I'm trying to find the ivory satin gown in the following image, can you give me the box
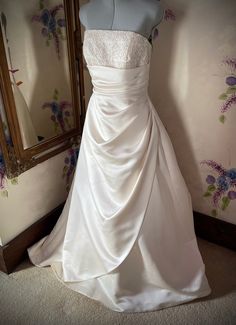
[27,30,211,312]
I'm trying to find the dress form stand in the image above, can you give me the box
[79,0,165,42]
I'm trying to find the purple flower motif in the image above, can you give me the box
[201,159,236,213]
[41,9,51,27]
[228,191,236,200]
[68,148,74,156]
[42,93,72,134]
[0,151,7,190]
[64,156,69,164]
[220,94,236,113]
[164,9,176,21]
[0,171,6,189]
[212,188,224,207]
[70,155,76,166]
[50,4,64,16]
[231,179,236,189]
[50,101,58,114]
[200,159,227,176]
[216,175,231,191]
[32,3,65,59]
[206,175,215,184]
[62,145,80,191]
[219,58,236,122]
[41,27,49,37]
[57,18,66,27]
[226,76,236,86]
[48,17,56,32]
[226,168,236,180]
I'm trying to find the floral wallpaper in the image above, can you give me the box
[151,8,176,41]
[0,147,7,195]
[201,160,236,217]
[218,58,236,124]
[148,0,236,225]
[164,8,176,21]
[63,143,80,192]
[199,56,236,216]
[42,88,72,134]
[199,56,236,218]
[153,3,236,220]
[0,142,18,198]
[31,0,66,60]
[206,24,235,221]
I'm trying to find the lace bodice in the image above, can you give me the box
[83,30,152,69]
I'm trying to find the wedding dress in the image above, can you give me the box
[27,30,211,313]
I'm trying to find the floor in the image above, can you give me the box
[1,238,236,325]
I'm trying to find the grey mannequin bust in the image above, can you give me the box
[79,0,165,42]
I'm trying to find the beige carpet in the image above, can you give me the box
[1,238,236,325]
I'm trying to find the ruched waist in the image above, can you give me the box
[87,63,150,96]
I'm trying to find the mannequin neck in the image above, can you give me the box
[80,0,164,41]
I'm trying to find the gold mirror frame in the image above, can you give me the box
[0,0,85,178]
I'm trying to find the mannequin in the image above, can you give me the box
[79,0,165,42]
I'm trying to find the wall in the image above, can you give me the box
[149,0,236,224]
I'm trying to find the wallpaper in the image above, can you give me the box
[149,0,236,224]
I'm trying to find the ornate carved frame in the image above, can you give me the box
[0,0,85,178]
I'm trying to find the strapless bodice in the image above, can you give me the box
[83,29,152,69]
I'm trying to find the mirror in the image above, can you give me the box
[0,0,85,177]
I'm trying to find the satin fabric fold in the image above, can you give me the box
[28,63,160,282]
[62,63,160,281]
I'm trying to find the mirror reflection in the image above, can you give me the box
[0,0,75,149]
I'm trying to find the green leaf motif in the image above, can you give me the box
[218,93,228,100]
[219,115,226,124]
[10,177,18,185]
[203,191,212,197]
[1,190,8,198]
[211,209,217,217]
[226,86,236,94]
[221,196,230,211]
[207,184,216,192]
